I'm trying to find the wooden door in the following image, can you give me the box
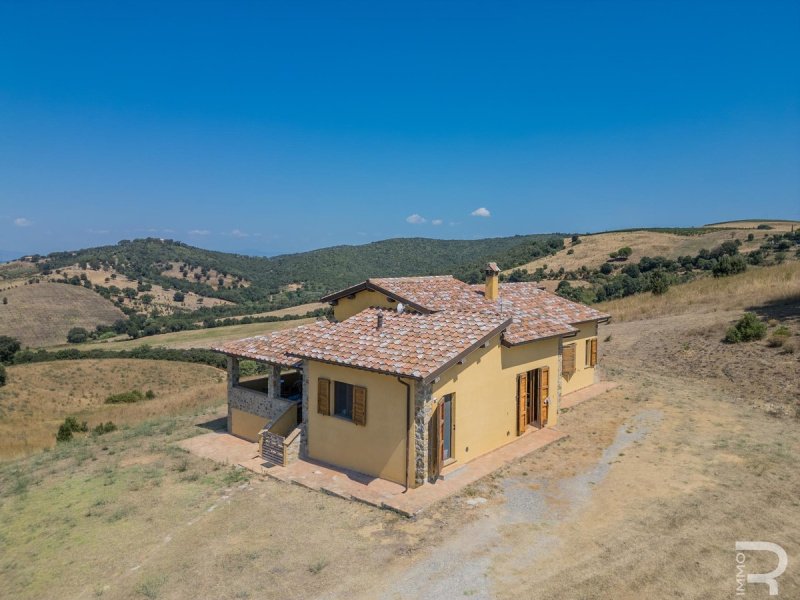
[517,372,528,435]
[538,366,550,426]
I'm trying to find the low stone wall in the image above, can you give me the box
[228,386,294,428]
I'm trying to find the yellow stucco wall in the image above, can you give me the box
[561,321,599,394]
[230,408,268,442]
[430,334,561,468]
[306,361,411,485]
[332,290,398,321]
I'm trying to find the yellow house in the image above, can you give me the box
[214,263,609,489]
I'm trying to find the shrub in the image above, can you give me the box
[649,270,671,296]
[56,416,88,442]
[105,390,145,404]
[66,327,90,344]
[600,263,614,275]
[2,297,6,305]
[145,389,156,399]
[756,224,773,230]
[0,335,21,363]
[0,364,6,387]
[725,313,767,343]
[712,254,747,278]
[173,291,185,302]
[747,233,755,241]
[93,421,117,435]
[566,248,574,255]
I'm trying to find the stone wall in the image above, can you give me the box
[413,381,433,486]
[229,386,295,426]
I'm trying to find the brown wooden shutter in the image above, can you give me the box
[563,344,576,376]
[428,402,442,481]
[590,338,598,366]
[317,378,330,415]
[353,386,367,426]
[539,366,550,425]
[517,372,528,435]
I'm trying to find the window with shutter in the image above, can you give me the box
[353,386,367,426]
[563,344,576,376]
[317,378,330,415]
[590,338,598,367]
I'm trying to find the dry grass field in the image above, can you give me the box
[0,359,225,458]
[707,219,799,230]
[510,226,784,275]
[0,263,797,599]
[49,317,317,351]
[0,283,125,347]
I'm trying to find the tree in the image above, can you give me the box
[173,291,185,302]
[2,297,6,305]
[0,364,6,387]
[618,247,633,260]
[66,327,89,344]
[600,263,614,275]
[649,270,670,296]
[140,294,154,305]
[0,336,21,363]
[713,255,747,278]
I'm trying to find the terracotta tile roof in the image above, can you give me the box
[289,308,511,381]
[368,276,496,313]
[212,321,331,368]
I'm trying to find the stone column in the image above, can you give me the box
[268,364,281,398]
[299,360,310,458]
[226,356,240,432]
[414,381,433,486]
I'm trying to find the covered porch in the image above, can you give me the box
[225,355,305,462]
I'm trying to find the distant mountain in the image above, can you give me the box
[29,234,567,306]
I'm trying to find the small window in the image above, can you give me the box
[334,382,354,420]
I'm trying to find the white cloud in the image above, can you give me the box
[14,217,32,227]
[431,219,443,226]
[470,207,491,218]
[189,229,210,235]
[406,214,426,224]
[231,229,249,238]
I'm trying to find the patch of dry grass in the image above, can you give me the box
[509,228,771,275]
[0,359,225,458]
[597,262,800,322]
[0,283,124,347]
[48,317,317,351]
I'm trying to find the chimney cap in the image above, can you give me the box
[485,262,500,274]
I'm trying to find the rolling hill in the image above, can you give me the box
[0,283,125,347]
[28,234,567,304]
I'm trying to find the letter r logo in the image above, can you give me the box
[735,541,789,596]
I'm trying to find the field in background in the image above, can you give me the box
[509,226,776,275]
[706,219,799,230]
[597,261,800,322]
[0,283,125,347]
[48,317,317,351]
[0,359,226,458]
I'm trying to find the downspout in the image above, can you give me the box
[397,376,411,493]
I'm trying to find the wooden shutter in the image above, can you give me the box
[563,344,576,376]
[353,386,367,426]
[538,366,550,425]
[428,402,442,481]
[517,372,528,435]
[317,378,330,415]
[590,338,598,367]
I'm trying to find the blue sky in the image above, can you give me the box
[1,1,798,259]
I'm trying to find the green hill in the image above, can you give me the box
[31,234,566,305]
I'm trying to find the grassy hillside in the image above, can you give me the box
[49,317,316,352]
[31,234,566,304]
[0,283,125,347]
[0,359,226,458]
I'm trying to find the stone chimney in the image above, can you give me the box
[377,312,384,329]
[485,262,500,300]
